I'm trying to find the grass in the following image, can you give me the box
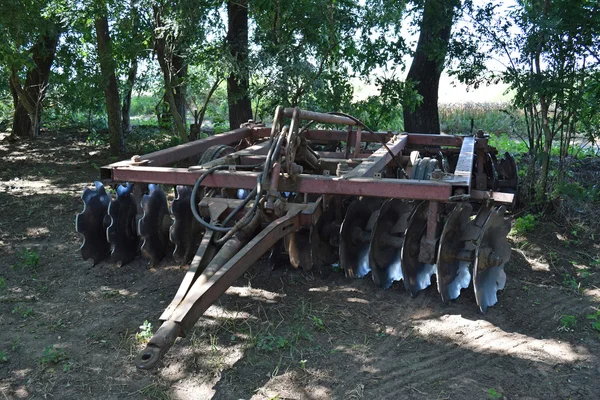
[0,276,7,291]
[587,310,600,332]
[39,346,68,367]
[487,388,503,399]
[0,351,7,363]
[136,320,153,344]
[138,382,171,400]
[12,304,34,318]
[512,214,538,235]
[559,315,577,330]
[12,248,40,270]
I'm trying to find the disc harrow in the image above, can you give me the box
[75,107,517,369]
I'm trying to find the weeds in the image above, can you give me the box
[487,388,502,399]
[136,320,153,344]
[12,304,34,318]
[512,214,538,235]
[559,315,577,330]
[562,274,582,293]
[586,310,600,332]
[0,351,7,363]
[39,346,68,366]
[11,337,21,351]
[12,248,40,270]
[138,382,171,400]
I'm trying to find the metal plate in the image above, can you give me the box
[170,185,203,265]
[339,197,383,278]
[139,184,171,267]
[436,203,473,302]
[75,181,111,264]
[473,206,511,313]
[106,182,139,266]
[401,201,439,296]
[369,199,413,289]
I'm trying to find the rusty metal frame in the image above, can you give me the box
[97,110,520,370]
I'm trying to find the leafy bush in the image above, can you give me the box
[39,346,68,366]
[512,214,538,235]
[559,315,577,329]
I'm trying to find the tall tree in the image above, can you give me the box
[95,2,124,153]
[0,1,62,140]
[226,0,252,129]
[9,27,61,139]
[403,0,460,133]
[152,2,190,142]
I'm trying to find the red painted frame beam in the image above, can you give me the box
[109,166,454,201]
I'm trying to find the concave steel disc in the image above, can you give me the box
[138,184,171,267]
[169,185,203,265]
[339,197,383,278]
[401,201,440,297]
[106,182,139,266]
[75,181,111,265]
[473,206,512,313]
[369,199,414,289]
[436,203,473,303]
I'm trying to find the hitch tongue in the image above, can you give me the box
[135,320,182,370]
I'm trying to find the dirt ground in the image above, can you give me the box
[1,130,599,400]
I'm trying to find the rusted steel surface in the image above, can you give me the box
[453,136,475,190]
[405,133,464,147]
[173,211,304,328]
[105,127,252,170]
[470,189,515,205]
[343,135,407,178]
[283,108,357,126]
[111,166,454,201]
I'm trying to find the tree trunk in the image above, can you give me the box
[227,0,252,129]
[403,0,459,134]
[152,5,188,142]
[95,10,124,153]
[10,29,60,139]
[121,60,137,134]
[172,54,187,126]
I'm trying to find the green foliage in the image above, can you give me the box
[488,134,528,157]
[0,351,7,363]
[12,305,34,319]
[39,346,67,366]
[13,248,40,270]
[562,274,581,292]
[439,103,524,135]
[0,277,7,291]
[512,214,538,235]
[559,315,577,330]
[487,388,502,399]
[552,182,600,203]
[586,311,600,332]
[136,320,153,344]
[311,316,325,330]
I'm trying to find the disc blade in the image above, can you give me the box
[75,181,111,264]
[436,203,473,302]
[401,201,438,297]
[107,182,139,266]
[474,206,511,313]
[170,185,203,265]
[139,184,170,267]
[369,199,413,289]
[339,198,383,278]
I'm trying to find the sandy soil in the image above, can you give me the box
[0,130,599,400]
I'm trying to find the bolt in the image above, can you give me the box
[431,168,443,180]
[336,161,349,176]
